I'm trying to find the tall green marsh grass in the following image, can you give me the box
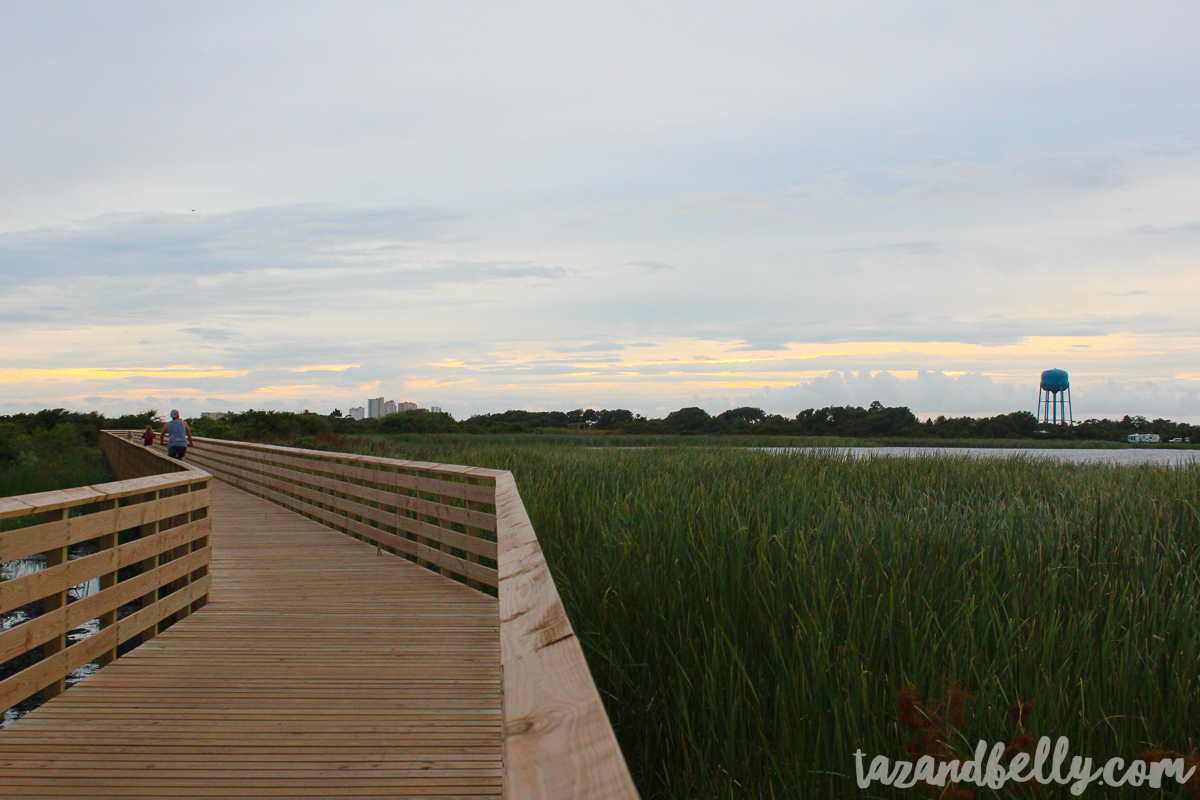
[350,438,1200,798]
[0,422,112,501]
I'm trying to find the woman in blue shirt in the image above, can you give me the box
[159,410,194,460]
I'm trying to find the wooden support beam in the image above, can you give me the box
[95,498,118,668]
[39,509,68,701]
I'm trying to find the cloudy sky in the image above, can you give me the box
[2,2,1199,421]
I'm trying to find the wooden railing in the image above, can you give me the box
[177,435,500,589]
[99,429,193,479]
[496,471,640,799]
[157,435,639,799]
[0,435,212,717]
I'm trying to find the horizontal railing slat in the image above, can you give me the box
[0,487,108,522]
[0,488,210,564]
[189,447,493,543]
[0,515,210,615]
[192,435,506,480]
[191,453,499,586]
[114,518,211,569]
[0,472,205,524]
[300,480,499,561]
[1,550,114,616]
[192,439,497,504]
[194,447,496,531]
[320,508,499,587]
[199,453,498,560]
[0,548,210,665]
[0,576,210,712]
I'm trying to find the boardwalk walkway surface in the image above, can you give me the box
[0,481,502,798]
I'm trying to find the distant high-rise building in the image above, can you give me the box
[347,407,365,421]
[383,400,397,416]
[200,411,228,420]
[429,406,442,413]
[399,401,418,412]
[367,397,385,418]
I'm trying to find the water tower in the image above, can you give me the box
[1037,368,1073,425]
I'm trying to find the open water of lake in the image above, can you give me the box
[770,447,1200,466]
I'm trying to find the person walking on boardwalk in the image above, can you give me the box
[160,410,193,460]
[141,424,155,446]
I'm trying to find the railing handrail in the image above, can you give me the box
[103,430,509,479]
[181,435,501,588]
[496,471,639,799]
[0,470,200,522]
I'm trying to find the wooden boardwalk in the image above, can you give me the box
[0,481,502,798]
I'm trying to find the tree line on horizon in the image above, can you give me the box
[0,408,157,463]
[4,403,1187,445]
[1,405,1195,447]
[0,408,150,495]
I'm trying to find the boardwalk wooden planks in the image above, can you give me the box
[0,432,638,798]
[1,483,501,797]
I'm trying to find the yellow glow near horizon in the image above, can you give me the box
[284,364,360,373]
[6,330,1199,414]
[405,378,475,390]
[250,384,330,396]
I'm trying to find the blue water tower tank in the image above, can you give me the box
[1037,369,1073,425]
[1040,369,1070,393]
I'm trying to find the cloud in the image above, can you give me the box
[0,209,570,331]
[180,327,236,341]
[1012,154,1127,192]
[1134,221,1200,235]
[829,241,943,255]
[547,341,627,353]
[0,205,464,288]
[430,261,569,285]
[900,153,1131,201]
[2,4,1200,420]
[728,341,792,352]
[627,260,675,273]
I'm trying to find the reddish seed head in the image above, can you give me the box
[1008,700,1037,724]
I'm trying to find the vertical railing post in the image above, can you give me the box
[166,508,192,624]
[437,487,456,578]
[41,509,69,700]
[138,492,162,642]
[465,477,484,591]
[96,498,119,667]
[190,497,210,613]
